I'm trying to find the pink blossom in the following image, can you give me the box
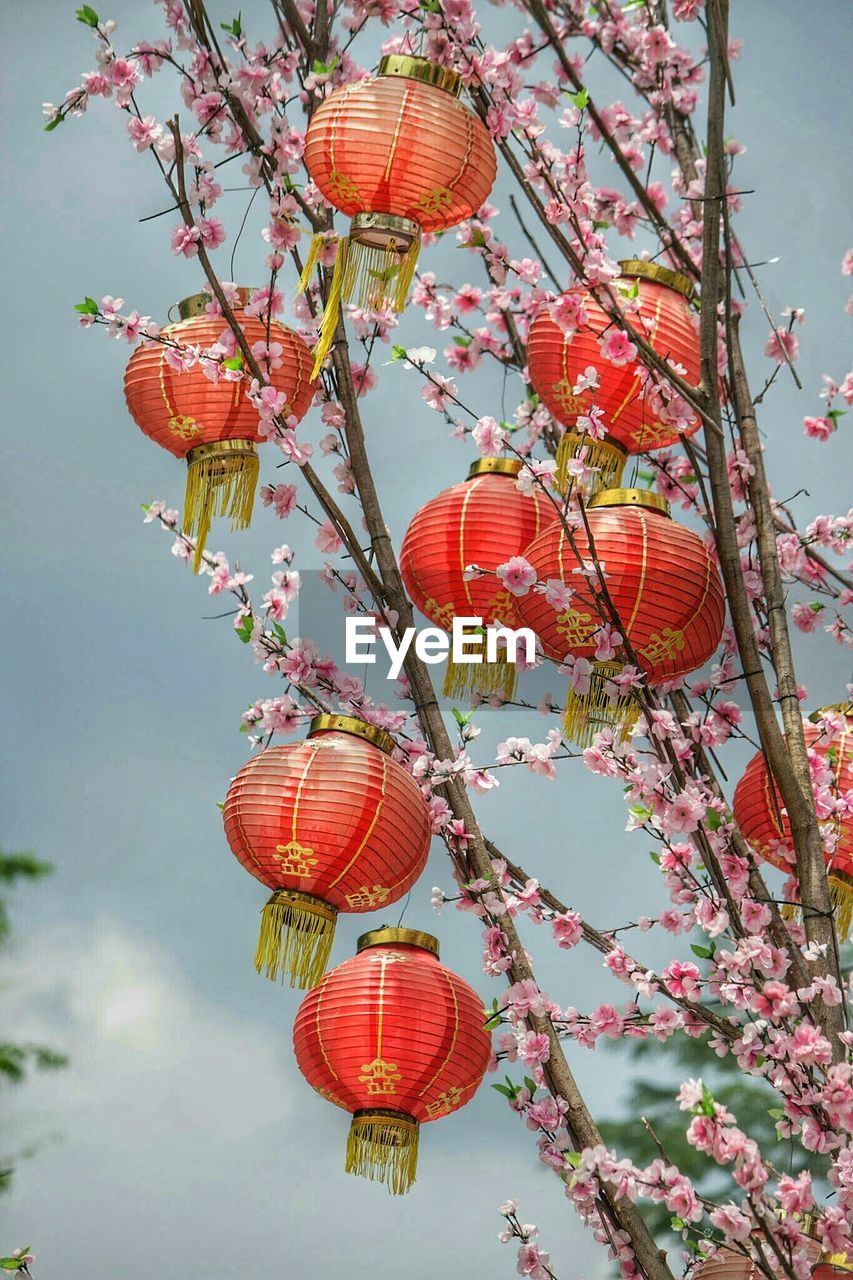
[764,328,799,364]
[552,911,583,948]
[472,415,509,455]
[171,224,201,257]
[803,415,835,441]
[600,328,638,367]
[497,556,537,597]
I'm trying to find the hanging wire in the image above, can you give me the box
[396,890,412,926]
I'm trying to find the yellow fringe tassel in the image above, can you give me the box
[184,440,258,573]
[781,873,853,943]
[254,890,337,989]
[563,660,639,747]
[442,649,517,703]
[308,231,421,380]
[346,1110,419,1196]
[296,230,325,294]
[555,431,627,496]
[830,874,853,942]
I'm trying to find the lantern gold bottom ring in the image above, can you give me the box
[350,212,420,255]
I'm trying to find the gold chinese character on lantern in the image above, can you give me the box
[273,840,319,877]
[358,1057,402,1096]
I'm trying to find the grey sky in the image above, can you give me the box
[2,2,851,1277]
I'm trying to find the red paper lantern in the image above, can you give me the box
[400,458,557,700]
[293,926,491,1193]
[526,260,700,493]
[813,1261,852,1280]
[518,488,724,743]
[733,707,853,940]
[124,289,314,569]
[222,715,432,988]
[695,1236,823,1280]
[301,55,496,372]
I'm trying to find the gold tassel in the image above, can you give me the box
[254,890,337,988]
[308,231,421,379]
[442,649,517,703]
[563,660,639,747]
[296,231,326,294]
[346,1110,419,1195]
[829,873,853,942]
[184,439,258,573]
[555,431,627,496]
[309,235,350,380]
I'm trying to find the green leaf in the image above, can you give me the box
[491,1082,515,1099]
[827,407,846,423]
[691,943,714,960]
[564,1151,582,1169]
[768,1107,784,1120]
[629,804,652,823]
[235,614,254,644]
[43,115,64,132]
[311,55,340,75]
[523,1076,538,1096]
[74,296,99,315]
[270,621,287,645]
[390,344,407,363]
[220,11,242,37]
[700,1083,716,1117]
[452,707,474,728]
[453,336,472,348]
[222,354,244,371]
[483,1011,503,1031]
[648,850,661,865]
[215,801,225,812]
[76,4,100,26]
[704,806,722,831]
[671,1217,686,1231]
[569,87,589,110]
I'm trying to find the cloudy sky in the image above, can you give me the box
[2,2,851,1277]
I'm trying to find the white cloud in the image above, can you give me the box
[4,920,293,1147]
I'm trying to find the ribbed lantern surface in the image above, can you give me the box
[733,709,853,939]
[305,63,496,233]
[222,716,431,988]
[399,458,556,700]
[694,1238,823,1280]
[527,261,700,492]
[300,55,496,374]
[518,489,724,742]
[293,928,491,1194]
[124,290,314,568]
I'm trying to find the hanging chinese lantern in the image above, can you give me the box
[301,55,496,375]
[293,926,491,1194]
[400,458,557,701]
[813,1257,852,1280]
[124,289,314,570]
[526,261,700,494]
[518,488,724,744]
[733,705,853,940]
[222,715,432,988]
[694,1233,822,1280]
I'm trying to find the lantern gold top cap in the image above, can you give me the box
[467,457,523,480]
[357,927,440,957]
[588,487,671,517]
[174,287,254,321]
[808,702,853,723]
[308,713,395,757]
[618,259,695,299]
[378,54,462,98]
[817,1256,852,1273]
